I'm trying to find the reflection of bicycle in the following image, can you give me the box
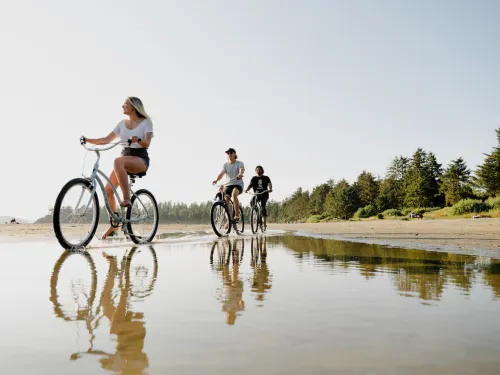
[209,238,245,325]
[247,190,270,234]
[49,246,158,372]
[53,139,159,249]
[250,237,272,305]
[210,179,245,237]
[210,238,245,268]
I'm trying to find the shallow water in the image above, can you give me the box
[1,235,500,374]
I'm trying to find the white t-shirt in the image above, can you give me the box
[222,160,245,187]
[113,119,154,148]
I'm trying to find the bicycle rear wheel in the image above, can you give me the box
[250,206,259,234]
[127,189,159,244]
[231,202,244,234]
[53,178,100,249]
[211,201,231,237]
[126,246,158,298]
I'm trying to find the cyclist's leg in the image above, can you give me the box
[114,156,147,207]
[260,196,269,226]
[232,186,243,220]
[102,172,120,240]
[222,186,234,227]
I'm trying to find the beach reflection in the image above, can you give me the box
[249,237,273,306]
[271,235,500,302]
[210,239,245,325]
[49,246,158,375]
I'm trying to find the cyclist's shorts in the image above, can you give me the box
[122,147,150,169]
[224,185,243,197]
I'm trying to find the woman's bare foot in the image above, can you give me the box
[101,225,118,240]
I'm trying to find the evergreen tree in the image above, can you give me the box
[475,128,500,196]
[441,157,472,205]
[324,179,359,219]
[355,171,379,207]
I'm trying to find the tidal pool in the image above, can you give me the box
[1,235,499,374]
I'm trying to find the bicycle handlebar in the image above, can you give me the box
[247,190,271,195]
[213,177,241,187]
[80,137,129,152]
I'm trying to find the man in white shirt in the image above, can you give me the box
[212,148,245,222]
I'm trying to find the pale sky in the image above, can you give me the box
[1,0,499,221]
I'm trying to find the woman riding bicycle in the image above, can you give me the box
[212,148,245,222]
[81,97,154,239]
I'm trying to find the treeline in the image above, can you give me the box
[266,128,500,223]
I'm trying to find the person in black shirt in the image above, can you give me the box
[245,166,273,228]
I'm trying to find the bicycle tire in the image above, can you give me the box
[53,178,100,249]
[49,249,97,321]
[211,201,231,237]
[231,201,245,234]
[126,246,158,298]
[127,189,159,244]
[250,206,259,234]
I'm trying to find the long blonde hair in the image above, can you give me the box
[127,96,152,123]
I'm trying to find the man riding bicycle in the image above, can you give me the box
[245,165,273,229]
[212,148,245,222]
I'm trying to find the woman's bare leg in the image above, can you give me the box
[102,172,119,240]
[114,156,147,207]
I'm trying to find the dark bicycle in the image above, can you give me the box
[248,190,270,234]
[210,179,245,237]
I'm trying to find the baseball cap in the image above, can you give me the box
[225,148,236,153]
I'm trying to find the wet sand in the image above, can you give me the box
[2,219,500,253]
[0,223,211,243]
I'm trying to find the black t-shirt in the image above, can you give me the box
[249,175,272,193]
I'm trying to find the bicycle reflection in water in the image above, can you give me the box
[49,246,158,375]
[249,237,272,306]
[210,237,272,325]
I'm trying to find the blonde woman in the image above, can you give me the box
[82,97,154,239]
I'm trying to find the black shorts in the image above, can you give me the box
[224,185,243,197]
[121,147,150,169]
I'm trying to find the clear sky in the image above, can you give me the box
[1,0,500,221]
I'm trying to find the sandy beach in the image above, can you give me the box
[0,223,211,243]
[1,218,500,253]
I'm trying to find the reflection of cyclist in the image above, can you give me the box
[212,148,245,222]
[250,237,272,304]
[81,97,154,240]
[221,245,245,325]
[100,252,149,374]
[245,165,273,229]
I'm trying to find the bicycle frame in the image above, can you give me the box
[214,178,243,221]
[81,142,151,225]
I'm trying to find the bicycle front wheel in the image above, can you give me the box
[53,178,100,249]
[211,201,230,237]
[127,189,159,244]
[250,206,259,234]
